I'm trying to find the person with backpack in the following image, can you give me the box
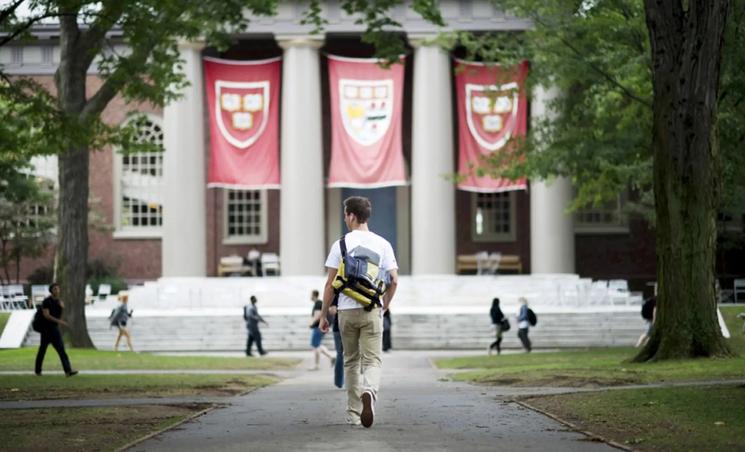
[516,297,533,352]
[488,298,508,355]
[34,283,78,377]
[110,292,134,351]
[244,295,268,356]
[319,196,399,428]
[637,295,657,347]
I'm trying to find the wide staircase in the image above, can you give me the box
[22,274,647,351]
[23,309,645,352]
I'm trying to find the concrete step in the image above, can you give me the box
[23,311,647,351]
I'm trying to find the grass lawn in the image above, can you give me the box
[0,347,299,371]
[0,312,9,336]
[438,347,745,386]
[1,404,212,451]
[435,305,745,451]
[436,306,745,387]
[526,385,745,451]
[0,373,277,401]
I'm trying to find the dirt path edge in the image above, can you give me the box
[115,404,220,452]
[513,400,633,452]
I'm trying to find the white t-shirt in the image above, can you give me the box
[325,229,398,310]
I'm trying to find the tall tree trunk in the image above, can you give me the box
[55,15,94,347]
[57,147,93,347]
[635,0,732,361]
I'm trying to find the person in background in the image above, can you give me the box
[636,295,657,347]
[488,298,505,355]
[35,283,78,377]
[244,295,268,356]
[309,289,335,370]
[111,292,134,352]
[516,297,532,353]
[330,304,344,388]
[382,309,392,352]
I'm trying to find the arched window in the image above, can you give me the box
[113,115,164,238]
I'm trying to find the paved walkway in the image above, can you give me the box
[129,351,615,452]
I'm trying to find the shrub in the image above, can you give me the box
[27,265,54,285]
[87,258,127,295]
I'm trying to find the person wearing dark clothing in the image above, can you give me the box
[35,283,77,377]
[244,295,268,356]
[309,290,335,370]
[636,296,657,347]
[488,298,505,355]
[382,309,392,352]
[330,304,344,388]
[517,297,532,352]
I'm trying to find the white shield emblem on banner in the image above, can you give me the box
[339,79,394,146]
[215,80,270,149]
[465,82,519,151]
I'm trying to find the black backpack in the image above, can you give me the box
[527,308,537,326]
[641,297,656,321]
[31,306,45,333]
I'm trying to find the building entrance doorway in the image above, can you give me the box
[340,187,397,253]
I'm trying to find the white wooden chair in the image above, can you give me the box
[97,283,112,300]
[260,252,281,276]
[3,284,28,309]
[734,279,745,303]
[31,285,49,306]
[0,287,11,310]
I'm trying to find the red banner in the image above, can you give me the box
[456,60,529,192]
[204,56,281,189]
[327,55,407,188]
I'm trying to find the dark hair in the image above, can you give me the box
[344,196,372,224]
[250,295,257,304]
[491,297,500,307]
[49,282,60,293]
[312,290,319,298]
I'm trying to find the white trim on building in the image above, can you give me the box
[113,114,165,240]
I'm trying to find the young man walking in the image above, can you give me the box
[320,196,398,428]
[35,283,77,377]
[244,295,268,356]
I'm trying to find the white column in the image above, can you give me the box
[411,41,456,275]
[162,42,206,277]
[278,38,325,275]
[529,87,575,273]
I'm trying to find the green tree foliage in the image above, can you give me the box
[0,0,278,346]
[337,0,738,360]
[0,159,55,284]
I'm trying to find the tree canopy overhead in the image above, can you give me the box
[1,0,280,346]
[333,0,739,361]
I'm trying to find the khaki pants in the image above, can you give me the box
[338,308,383,419]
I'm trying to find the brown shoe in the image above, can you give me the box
[360,391,375,428]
